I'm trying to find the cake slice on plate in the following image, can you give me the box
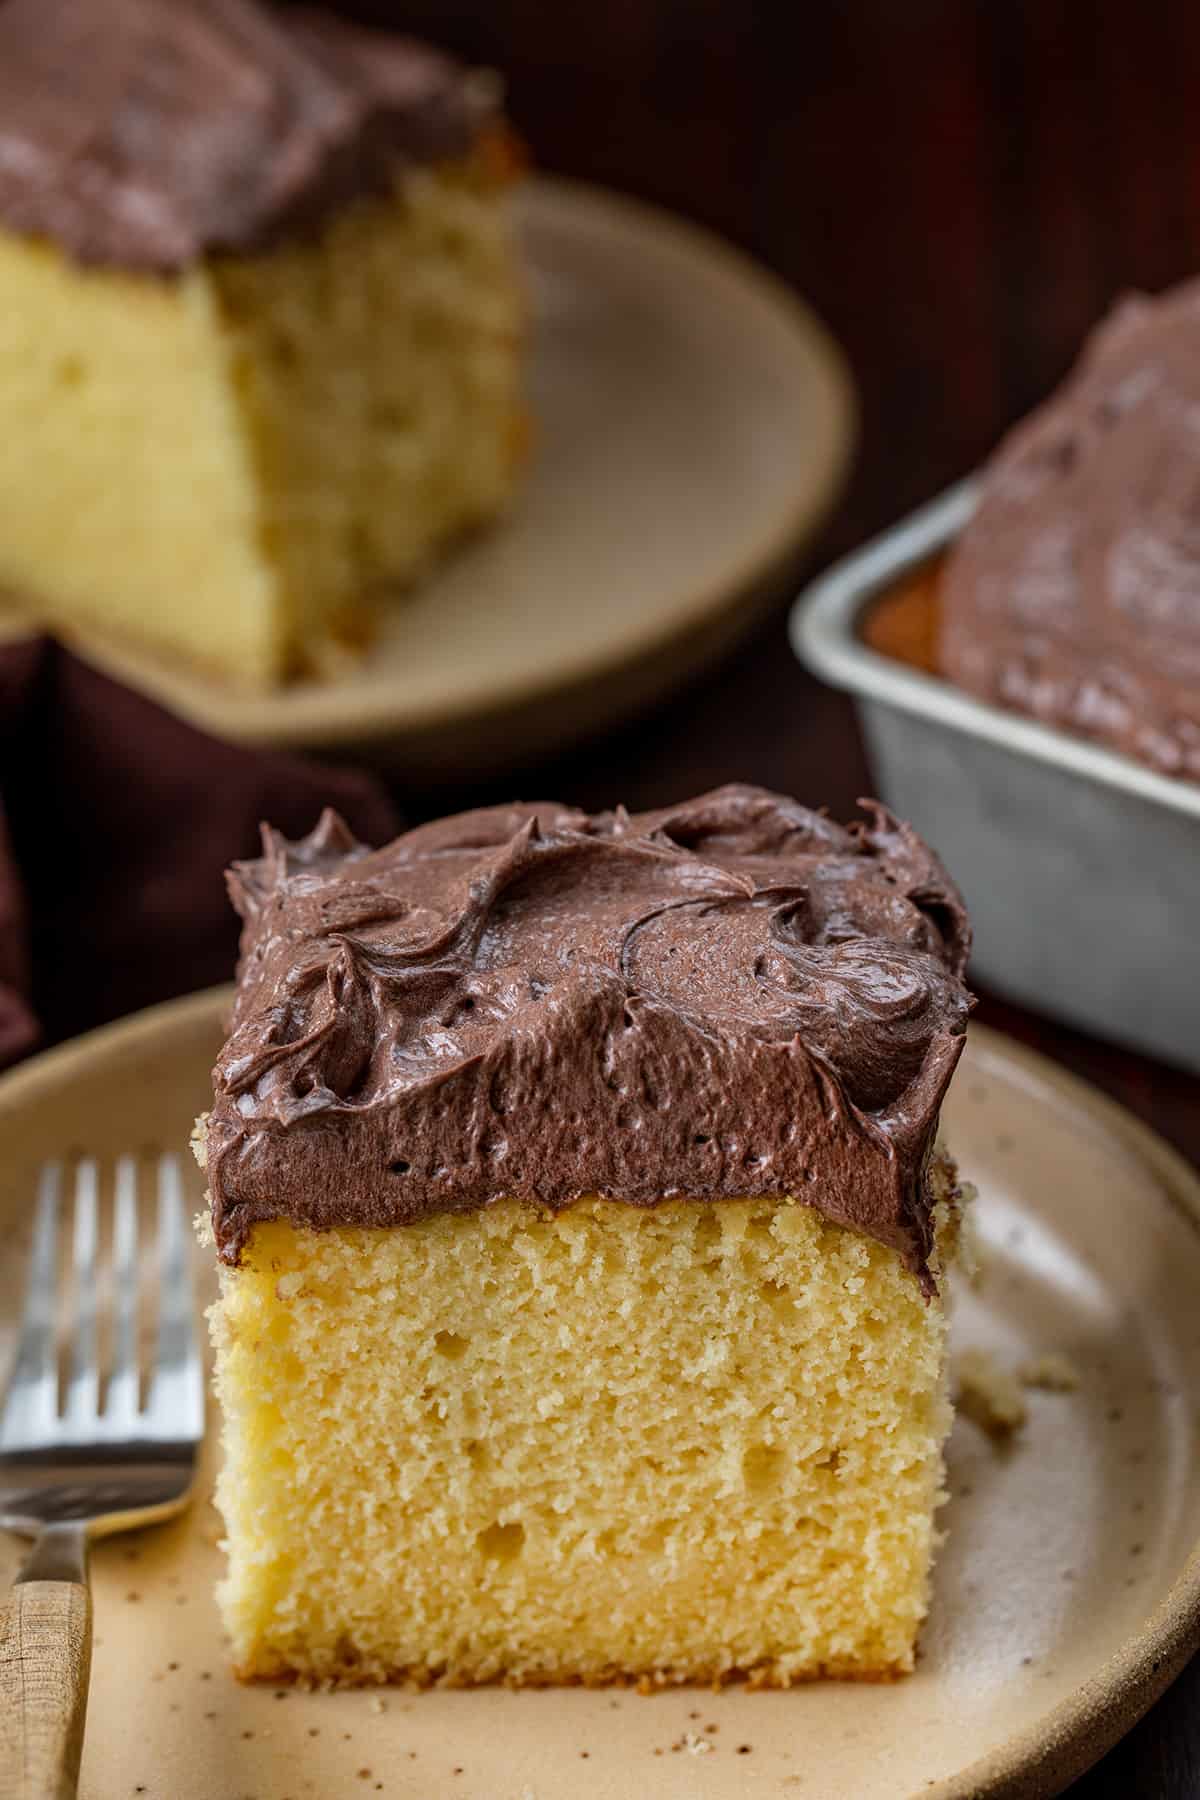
[198,785,973,1686]
[0,0,525,685]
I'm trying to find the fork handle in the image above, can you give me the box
[0,1578,92,1800]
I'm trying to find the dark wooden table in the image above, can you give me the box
[336,3,1200,1789]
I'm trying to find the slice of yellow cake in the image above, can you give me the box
[199,785,974,1686]
[0,0,525,685]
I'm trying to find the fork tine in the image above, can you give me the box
[0,1162,63,1449]
[63,1158,100,1430]
[145,1153,204,1442]
[105,1154,141,1431]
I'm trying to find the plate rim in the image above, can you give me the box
[931,1029,1200,1799]
[2,176,857,757]
[0,992,1196,1799]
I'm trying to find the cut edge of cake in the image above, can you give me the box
[197,1131,969,1690]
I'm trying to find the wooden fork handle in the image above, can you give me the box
[0,1581,92,1800]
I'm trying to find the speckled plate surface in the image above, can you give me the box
[0,178,854,775]
[1,990,1198,1800]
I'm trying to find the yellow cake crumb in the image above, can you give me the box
[955,1348,1028,1437]
[208,1166,964,1687]
[1018,1352,1080,1392]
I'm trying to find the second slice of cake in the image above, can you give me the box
[201,784,973,1686]
[0,0,525,684]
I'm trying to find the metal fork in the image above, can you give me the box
[0,1155,204,1800]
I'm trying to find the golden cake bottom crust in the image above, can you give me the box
[205,1154,964,1690]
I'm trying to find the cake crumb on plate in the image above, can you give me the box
[1018,1352,1081,1392]
[955,1348,1028,1437]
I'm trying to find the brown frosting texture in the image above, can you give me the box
[206,786,972,1289]
[0,0,498,272]
[941,280,1200,780]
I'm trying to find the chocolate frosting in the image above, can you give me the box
[941,280,1200,780]
[0,0,498,272]
[206,786,972,1290]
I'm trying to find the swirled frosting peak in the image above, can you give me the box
[0,0,498,272]
[206,786,972,1287]
[942,279,1200,779]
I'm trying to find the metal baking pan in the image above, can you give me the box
[790,479,1200,1073]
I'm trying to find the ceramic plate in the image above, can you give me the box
[1,991,1198,1800]
[0,179,855,774]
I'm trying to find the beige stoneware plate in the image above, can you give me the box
[0,178,854,774]
[1,989,1198,1800]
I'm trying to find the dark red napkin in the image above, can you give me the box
[0,636,400,1068]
